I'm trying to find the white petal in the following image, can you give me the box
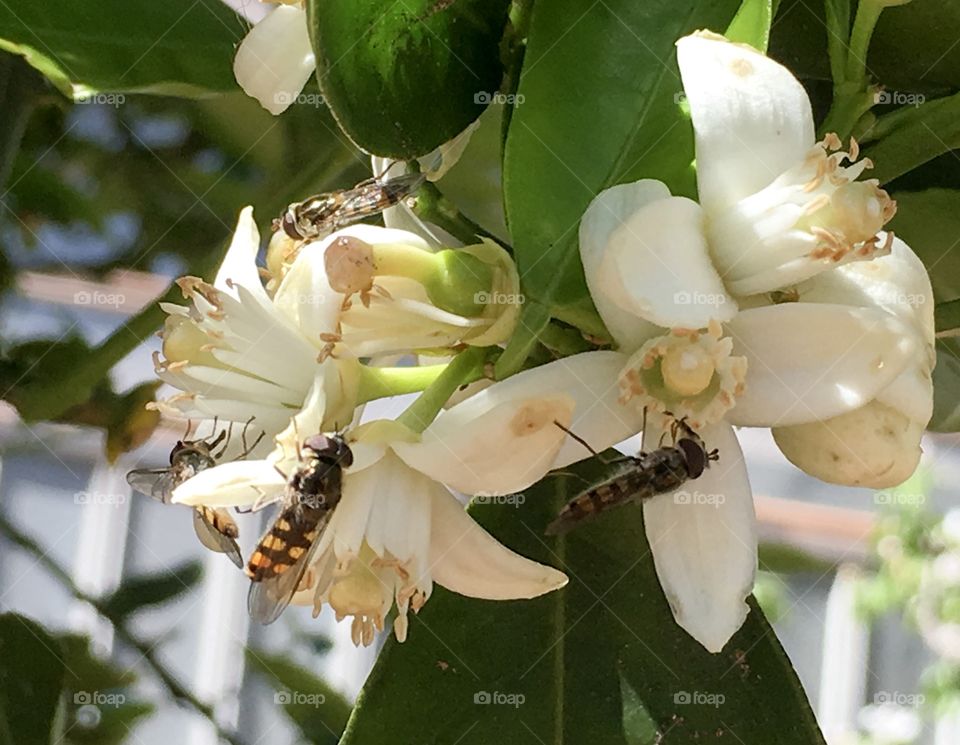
[171,460,285,507]
[727,303,915,427]
[596,194,737,328]
[361,454,432,563]
[273,241,345,339]
[428,486,567,599]
[579,180,670,350]
[393,394,575,496]
[677,32,815,214]
[643,422,756,652]
[233,5,315,115]
[214,207,269,303]
[773,400,923,488]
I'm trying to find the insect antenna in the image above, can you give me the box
[182,419,193,441]
[553,421,633,467]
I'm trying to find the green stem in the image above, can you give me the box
[843,0,886,85]
[396,347,490,433]
[0,515,251,745]
[356,362,450,403]
[494,301,551,380]
[412,181,505,249]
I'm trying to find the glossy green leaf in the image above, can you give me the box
[0,613,67,745]
[503,0,740,318]
[308,0,510,157]
[725,0,776,52]
[245,649,352,745]
[771,0,960,92]
[0,0,243,99]
[887,189,960,332]
[341,457,824,745]
[932,338,960,432]
[863,93,960,185]
[99,561,202,620]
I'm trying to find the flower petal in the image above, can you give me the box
[595,194,738,328]
[171,460,285,507]
[428,486,568,599]
[215,207,269,303]
[273,241,345,340]
[727,303,916,427]
[579,180,670,350]
[677,31,815,214]
[643,422,756,652]
[772,400,923,488]
[233,5,315,115]
[393,394,575,495]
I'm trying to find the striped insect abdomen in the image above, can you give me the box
[246,505,324,582]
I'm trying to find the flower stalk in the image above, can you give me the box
[397,346,492,432]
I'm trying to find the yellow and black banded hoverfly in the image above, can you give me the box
[126,420,264,568]
[545,415,719,536]
[246,433,354,625]
[275,172,426,242]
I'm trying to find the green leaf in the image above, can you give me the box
[886,189,960,332]
[308,0,511,157]
[503,0,740,319]
[0,0,244,99]
[99,561,202,621]
[58,636,135,693]
[0,613,68,745]
[64,702,153,745]
[931,338,960,433]
[245,649,352,745]
[341,457,825,745]
[863,93,960,185]
[725,0,776,52]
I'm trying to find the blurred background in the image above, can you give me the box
[2,1,960,744]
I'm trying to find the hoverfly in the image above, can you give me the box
[275,172,425,242]
[246,433,354,625]
[545,415,719,536]
[126,421,264,568]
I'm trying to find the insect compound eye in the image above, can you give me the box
[677,438,708,478]
[337,441,354,468]
[281,211,302,240]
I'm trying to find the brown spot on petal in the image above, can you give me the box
[324,236,376,296]
[510,398,569,437]
[730,57,753,77]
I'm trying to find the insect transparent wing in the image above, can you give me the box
[246,512,333,625]
[126,468,178,503]
[192,508,243,568]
